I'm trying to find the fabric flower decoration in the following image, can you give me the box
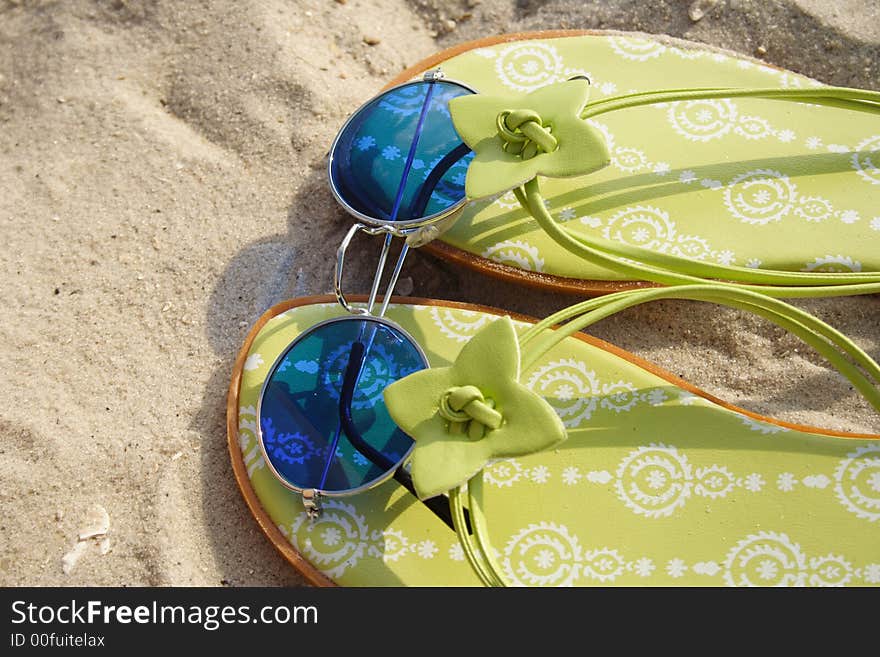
[383,316,567,500]
[448,79,610,200]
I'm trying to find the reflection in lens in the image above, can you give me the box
[258,316,426,494]
[329,79,474,224]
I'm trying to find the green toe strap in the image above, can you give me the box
[449,81,880,297]
[384,286,880,586]
[519,178,880,298]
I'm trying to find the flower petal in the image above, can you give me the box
[384,315,567,498]
[449,79,610,200]
[448,315,521,387]
[463,141,543,199]
[534,112,610,180]
[383,365,453,440]
[482,378,567,459]
[448,93,512,151]
[409,429,493,500]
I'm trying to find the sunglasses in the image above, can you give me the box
[256,72,476,530]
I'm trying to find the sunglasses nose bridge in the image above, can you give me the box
[335,223,409,318]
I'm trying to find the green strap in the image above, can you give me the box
[520,287,880,411]
[517,181,880,298]
[449,482,505,587]
[517,85,880,296]
[449,283,880,586]
[581,86,880,120]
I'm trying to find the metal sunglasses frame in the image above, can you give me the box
[327,70,476,315]
[257,73,480,529]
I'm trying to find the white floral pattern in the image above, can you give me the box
[852,135,880,185]
[242,301,880,587]
[486,42,606,93]
[587,120,671,176]
[803,255,862,273]
[561,444,768,518]
[427,307,492,343]
[526,358,668,428]
[288,500,460,578]
[834,444,880,522]
[739,415,790,434]
[590,205,737,266]
[501,522,653,586]
[238,405,265,477]
[721,169,859,226]
[608,36,707,62]
[481,240,545,272]
[663,99,794,143]
[482,459,553,487]
[721,532,868,587]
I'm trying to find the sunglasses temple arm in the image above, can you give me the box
[339,341,469,533]
[408,142,472,219]
[377,243,410,318]
[367,233,394,314]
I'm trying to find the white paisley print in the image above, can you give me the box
[481,240,545,272]
[427,307,493,343]
[722,532,875,587]
[834,444,880,522]
[482,42,612,94]
[563,443,765,518]
[286,500,442,579]
[501,522,654,586]
[720,169,860,226]
[526,359,669,428]
[237,26,880,587]
[503,524,878,586]
[238,405,265,478]
[852,135,880,185]
[802,255,862,273]
[663,99,795,143]
[607,35,707,62]
[283,497,880,585]
[483,459,553,487]
[587,120,671,176]
[590,205,736,265]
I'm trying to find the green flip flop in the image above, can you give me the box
[228,291,880,586]
[374,30,880,297]
[226,30,880,587]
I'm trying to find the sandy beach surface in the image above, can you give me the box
[1,0,878,586]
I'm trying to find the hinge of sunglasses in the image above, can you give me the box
[302,488,322,519]
[423,68,445,82]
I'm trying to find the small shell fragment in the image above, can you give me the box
[61,541,88,575]
[77,504,110,540]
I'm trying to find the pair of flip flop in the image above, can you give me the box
[228,31,880,587]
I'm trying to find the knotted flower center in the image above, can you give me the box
[496,109,558,160]
[438,385,503,440]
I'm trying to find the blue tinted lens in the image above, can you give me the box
[329,80,474,223]
[259,317,426,493]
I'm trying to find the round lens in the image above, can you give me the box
[329,79,475,225]
[258,316,427,494]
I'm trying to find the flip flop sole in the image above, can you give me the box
[380,30,880,295]
[228,296,880,586]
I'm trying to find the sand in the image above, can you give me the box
[0,0,877,586]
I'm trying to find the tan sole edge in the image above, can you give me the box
[227,293,879,587]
